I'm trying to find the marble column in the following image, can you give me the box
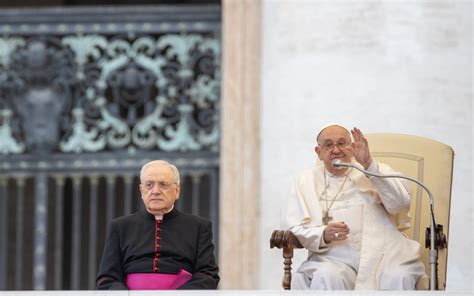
[219,0,262,289]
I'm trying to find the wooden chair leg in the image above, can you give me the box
[282,247,294,290]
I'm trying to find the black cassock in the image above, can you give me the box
[96,207,219,289]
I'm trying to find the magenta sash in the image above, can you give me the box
[125,269,192,290]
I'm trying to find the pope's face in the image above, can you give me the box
[139,164,180,215]
[315,126,353,173]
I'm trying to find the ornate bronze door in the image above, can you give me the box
[0,5,221,290]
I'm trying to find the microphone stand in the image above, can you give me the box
[334,161,444,290]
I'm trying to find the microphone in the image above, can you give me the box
[331,158,444,290]
[332,159,352,169]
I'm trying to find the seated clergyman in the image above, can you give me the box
[96,160,219,290]
[282,125,425,290]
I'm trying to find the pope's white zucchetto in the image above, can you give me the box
[316,123,351,143]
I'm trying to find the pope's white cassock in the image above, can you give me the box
[282,160,426,290]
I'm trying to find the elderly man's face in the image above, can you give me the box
[315,126,353,172]
[139,164,180,215]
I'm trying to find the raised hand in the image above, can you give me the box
[344,127,372,169]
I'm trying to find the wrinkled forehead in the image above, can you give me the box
[317,125,351,143]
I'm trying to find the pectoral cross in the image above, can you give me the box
[322,211,333,225]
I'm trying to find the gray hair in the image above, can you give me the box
[140,160,180,185]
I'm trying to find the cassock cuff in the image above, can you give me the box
[320,232,329,248]
[366,159,379,176]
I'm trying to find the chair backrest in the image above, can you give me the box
[365,133,454,290]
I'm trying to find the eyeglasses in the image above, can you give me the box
[143,181,176,190]
[319,141,350,151]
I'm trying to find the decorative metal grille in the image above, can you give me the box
[0,5,221,290]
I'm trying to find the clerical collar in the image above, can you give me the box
[154,205,174,220]
[143,206,178,221]
[325,168,351,179]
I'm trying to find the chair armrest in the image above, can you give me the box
[270,230,303,290]
[270,230,303,249]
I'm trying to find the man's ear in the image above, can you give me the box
[315,146,322,160]
[175,184,181,200]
